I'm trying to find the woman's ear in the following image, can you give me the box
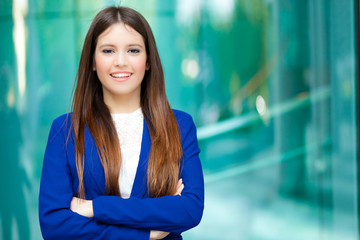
[146,62,150,71]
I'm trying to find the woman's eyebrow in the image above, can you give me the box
[128,43,144,48]
[98,43,116,48]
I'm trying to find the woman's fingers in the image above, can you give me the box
[176,178,182,189]
[174,179,184,196]
[177,183,184,195]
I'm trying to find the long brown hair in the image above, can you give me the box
[71,6,182,199]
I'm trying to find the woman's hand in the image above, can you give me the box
[150,230,170,240]
[149,179,184,239]
[174,178,184,195]
[70,197,94,218]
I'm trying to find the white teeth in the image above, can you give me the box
[111,73,131,78]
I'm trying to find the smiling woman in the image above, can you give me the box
[38,6,204,240]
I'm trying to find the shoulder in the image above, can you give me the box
[172,109,194,126]
[172,109,197,138]
[50,113,73,132]
[172,109,200,153]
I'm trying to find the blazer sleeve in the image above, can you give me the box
[39,118,149,240]
[92,114,204,233]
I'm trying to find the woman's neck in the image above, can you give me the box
[103,93,141,114]
[108,104,141,114]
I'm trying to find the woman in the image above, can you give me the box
[39,6,204,240]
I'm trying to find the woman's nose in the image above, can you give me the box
[114,52,128,66]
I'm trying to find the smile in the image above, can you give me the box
[110,72,132,78]
[110,72,133,82]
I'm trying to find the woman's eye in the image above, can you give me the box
[102,49,114,54]
[128,48,140,54]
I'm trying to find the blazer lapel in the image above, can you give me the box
[83,125,106,196]
[130,118,150,198]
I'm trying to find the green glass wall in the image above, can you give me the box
[0,0,358,239]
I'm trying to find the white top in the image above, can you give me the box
[111,108,143,199]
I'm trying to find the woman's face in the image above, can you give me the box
[94,22,148,112]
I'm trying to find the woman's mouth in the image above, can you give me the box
[110,72,132,82]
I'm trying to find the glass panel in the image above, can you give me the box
[0,0,357,239]
[181,1,358,239]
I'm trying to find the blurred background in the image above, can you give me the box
[0,0,358,239]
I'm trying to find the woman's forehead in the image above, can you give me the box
[97,23,144,45]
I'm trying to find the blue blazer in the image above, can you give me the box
[39,110,204,240]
